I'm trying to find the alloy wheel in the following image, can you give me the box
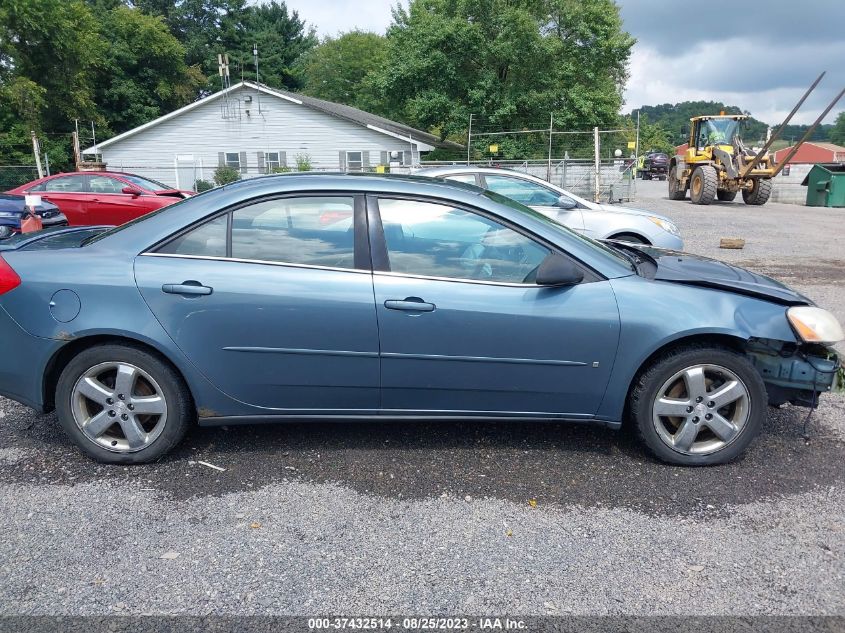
[71,361,168,453]
[651,363,750,456]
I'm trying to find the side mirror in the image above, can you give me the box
[536,253,584,287]
[122,186,142,197]
[556,195,577,209]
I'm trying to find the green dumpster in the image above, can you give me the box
[801,163,845,207]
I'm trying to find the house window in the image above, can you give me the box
[346,151,363,172]
[267,152,282,171]
[225,152,241,169]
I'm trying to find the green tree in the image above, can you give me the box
[373,0,634,155]
[301,31,387,111]
[830,111,845,147]
[94,6,204,135]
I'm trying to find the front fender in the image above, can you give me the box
[595,275,796,421]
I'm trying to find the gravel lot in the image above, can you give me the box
[1,180,843,617]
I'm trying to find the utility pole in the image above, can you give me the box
[466,113,473,165]
[593,126,601,203]
[547,113,554,182]
[31,131,44,178]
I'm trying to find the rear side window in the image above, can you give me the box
[156,196,357,270]
[44,175,87,192]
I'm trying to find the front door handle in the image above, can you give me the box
[162,281,213,296]
[384,297,435,312]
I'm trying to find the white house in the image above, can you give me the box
[83,81,458,189]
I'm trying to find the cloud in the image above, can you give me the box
[618,0,845,124]
[282,0,399,37]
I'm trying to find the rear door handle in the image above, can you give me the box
[162,281,213,296]
[384,298,435,312]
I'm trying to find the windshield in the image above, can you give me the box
[481,190,633,270]
[119,174,172,191]
[698,119,741,146]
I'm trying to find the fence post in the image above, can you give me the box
[593,127,601,203]
[31,131,44,179]
[547,113,553,182]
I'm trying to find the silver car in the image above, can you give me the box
[416,166,684,249]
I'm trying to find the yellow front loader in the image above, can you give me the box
[668,73,844,206]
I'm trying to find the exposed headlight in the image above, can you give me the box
[648,216,681,237]
[787,306,845,344]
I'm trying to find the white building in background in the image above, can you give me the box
[83,80,457,189]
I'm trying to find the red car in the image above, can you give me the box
[7,172,194,226]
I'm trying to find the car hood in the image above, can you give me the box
[634,245,812,305]
[592,202,672,223]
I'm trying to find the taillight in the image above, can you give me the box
[0,255,21,295]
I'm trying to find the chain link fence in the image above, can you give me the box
[0,166,41,190]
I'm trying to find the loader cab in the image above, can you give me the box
[687,115,745,161]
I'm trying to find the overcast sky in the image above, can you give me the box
[283,0,845,125]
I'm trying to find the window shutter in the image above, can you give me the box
[380,151,388,165]
[362,151,370,169]
[280,151,287,168]
[403,150,412,166]
[257,151,266,174]
[218,152,225,167]
[338,151,346,172]
[239,151,248,173]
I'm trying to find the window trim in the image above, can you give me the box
[266,151,283,171]
[144,192,370,273]
[224,152,241,170]
[346,151,364,172]
[365,193,600,286]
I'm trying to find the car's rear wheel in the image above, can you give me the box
[56,344,193,463]
[629,346,766,465]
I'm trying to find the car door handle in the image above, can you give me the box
[384,298,435,312]
[162,281,213,296]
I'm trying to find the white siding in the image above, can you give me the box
[98,86,422,188]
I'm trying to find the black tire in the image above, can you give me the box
[609,232,650,245]
[629,346,766,466]
[742,178,772,205]
[689,165,717,205]
[667,166,686,200]
[56,344,193,464]
[716,190,737,202]
[641,171,650,180]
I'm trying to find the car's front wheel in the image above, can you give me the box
[56,344,193,463]
[630,346,766,465]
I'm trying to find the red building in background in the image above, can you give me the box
[772,142,845,165]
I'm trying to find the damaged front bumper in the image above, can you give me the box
[748,340,840,407]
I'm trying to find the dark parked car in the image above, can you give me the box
[0,193,67,239]
[0,174,840,466]
[641,152,669,180]
[7,171,194,227]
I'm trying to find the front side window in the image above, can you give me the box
[346,151,363,172]
[483,175,561,207]
[378,198,550,284]
[225,152,241,169]
[89,175,126,194]
[44,175,88,193]
[157,196,357,270]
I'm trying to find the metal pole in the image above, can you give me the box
[547,113,553,182]
[31,131,44,178]
[467,114,473,165]
[593,127,601,203]
[634,109,640,197]
[739,71,826,179]
[44,153,50,176]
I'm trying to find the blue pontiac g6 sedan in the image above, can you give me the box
[0,174,840,465]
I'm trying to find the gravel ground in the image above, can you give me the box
[1,181,843,617]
